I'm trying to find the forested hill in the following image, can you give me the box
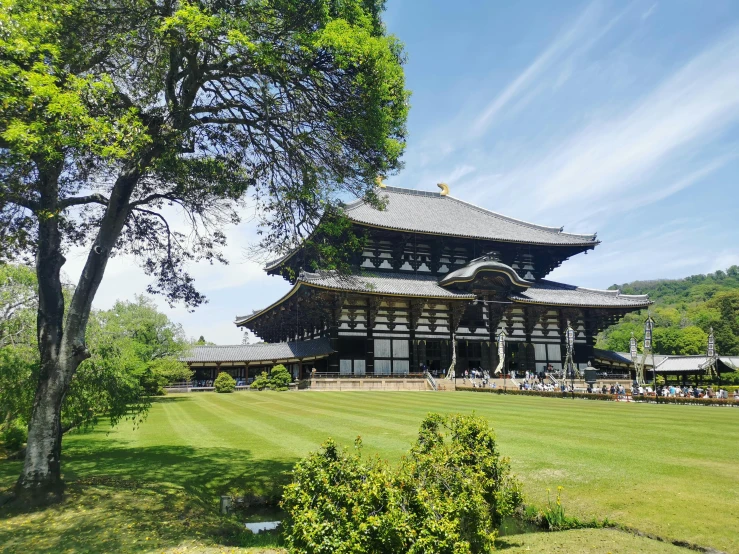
[597,266,739,356]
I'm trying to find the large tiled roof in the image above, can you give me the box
[594,349,633,365]
[182,337,333,363]
[510,280,651,308]
[235,271,474,326]
[343,186,598,246]
[299,270,476,299]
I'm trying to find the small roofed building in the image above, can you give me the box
[233,184,651,382]
[652,355,739,384]
[609,352,739,384]
[182,338,333,384]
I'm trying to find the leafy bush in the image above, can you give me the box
[1,423,27,451]
[214,372,236,393]
[267,364,291,391]
[652,395,738,406]
[281,413,523,554]
[251,366,292,391]
[251,371,270,390]
[138,358,193,395]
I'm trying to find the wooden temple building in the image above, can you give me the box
[201,184,653,383]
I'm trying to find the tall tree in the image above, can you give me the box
[0,268,191,451]
[0,0,407,500]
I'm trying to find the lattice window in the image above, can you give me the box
[375,359,391,375]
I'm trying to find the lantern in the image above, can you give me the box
[643,316,654,350]
[708,327,715,358]
[566,321,575,353]
[629,333,638,360]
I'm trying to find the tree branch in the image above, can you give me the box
[2,194,39,212]
[59,194,110,209]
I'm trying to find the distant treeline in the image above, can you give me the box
[597,266,739,359]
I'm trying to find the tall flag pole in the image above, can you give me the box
[630,331,644,385]
[564,321,576,397]
[642,313,657,396]
[497,330,507,391]
[705,327,718,381]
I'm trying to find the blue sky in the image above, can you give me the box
[67,0,739,344]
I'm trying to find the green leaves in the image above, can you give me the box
[281,413,523,554]
[250,364,291,391]
[599,266,739,356]
[213,371,236,393]
[0,0,149,160]
[267,364,291,390]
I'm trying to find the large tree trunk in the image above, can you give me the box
[16,358,77,500]
[15,164,74,502]
[15,160,148,503]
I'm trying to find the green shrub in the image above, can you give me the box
[214,372,236,393]
[267,364,291,391]
[653,395,738,406]
[281,413,523,554]
[1,423,27,451]
[251,371,270,390]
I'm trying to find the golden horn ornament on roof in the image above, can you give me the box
[375,175,386,188]
[437,182,449,195]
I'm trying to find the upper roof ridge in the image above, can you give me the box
[345,185,598,242]
[445,194,593,238]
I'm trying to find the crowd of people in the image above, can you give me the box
[447,365,738,402]
[646,384,736,399]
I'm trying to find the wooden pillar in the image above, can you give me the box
[410,299,423,372]
[523,306,545,374]
[327,294,343,374]
[366,297,380,375]
[583,310,599,367]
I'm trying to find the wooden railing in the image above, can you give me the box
[311,372,426,379]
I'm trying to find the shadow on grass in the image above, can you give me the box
[149,396,193,404]
[0,479,284,554]
[0,443,295,553]
[62,441,297,504]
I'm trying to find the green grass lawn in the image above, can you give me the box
[2,391,738,553]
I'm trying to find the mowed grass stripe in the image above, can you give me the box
[211,393,422,457]
[56,391,739,553]
[189,393,328,457]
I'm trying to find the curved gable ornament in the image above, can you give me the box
[439,257,531,293]
[437,182,449,196]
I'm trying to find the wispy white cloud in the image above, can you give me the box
[641,2,658,21]
[472,0,630,135]
[469,26,739,224]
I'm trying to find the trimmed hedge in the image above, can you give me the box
[648,395,738,406]
[214,372,236,393]
[458,386,739,406]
